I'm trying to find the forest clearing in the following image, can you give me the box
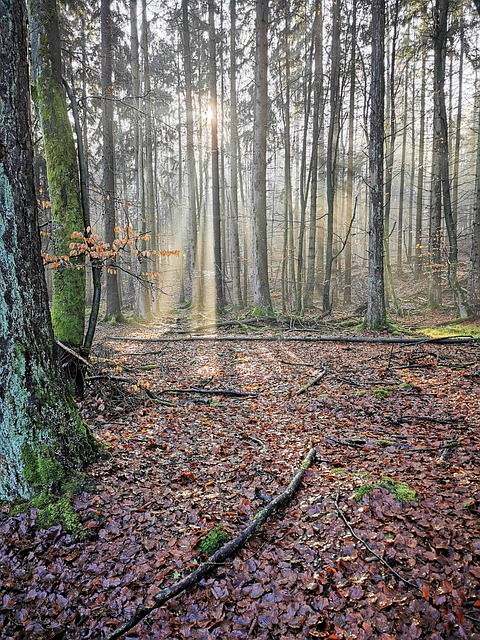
[1,310,479,639]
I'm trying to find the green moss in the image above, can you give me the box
[199,525,228,556]
[376,439,394,447]
[417,324,480,339]
[354,477,416,503]
[22,444,65,489]
[10,473,86,538]
[372,388,390,399]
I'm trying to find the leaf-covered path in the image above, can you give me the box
[1,319,479,639]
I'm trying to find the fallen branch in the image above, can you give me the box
[105,447,317,640]
[55,340,92,367]
[334,489,418,589]
[280,359,317,367]
[106,335,478,345]
[159,387,258,398]
[294,368,327,396]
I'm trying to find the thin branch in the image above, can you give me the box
[105,447,317,640]
[334,488,418,589]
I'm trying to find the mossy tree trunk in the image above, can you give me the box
[28,0,86,349]
[0,0,97,501]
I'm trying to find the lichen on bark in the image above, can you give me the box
[0,0,98,501]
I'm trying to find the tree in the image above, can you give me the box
[181,0,198,304]
[365,0,386,328]
[323,0,341,314]
[101,0,123,321]
[251,0,273,313]
[29,0,86,348]
[208,0,225,311]
[0,0,97,501]
[431,0,471,317]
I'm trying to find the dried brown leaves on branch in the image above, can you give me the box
[0,318,479,639]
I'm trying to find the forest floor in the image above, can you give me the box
[1,309,480,640]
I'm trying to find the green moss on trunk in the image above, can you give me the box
[29,0,86,347]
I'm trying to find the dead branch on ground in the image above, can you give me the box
[105,447,317,640]
[294,368,328,396]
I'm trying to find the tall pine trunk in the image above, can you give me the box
[251,0,272,313]
[365,0,386,328]
[101,0,122,321]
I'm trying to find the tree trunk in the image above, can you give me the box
[305,0,324,309]
[29,0,86,348]
[208,0,225,312]
[229,0,243,308]
[181,0,197,304]
[101,0,122,321]
[251,0,272,313]
[344,0,356,305]
[0,0,97,501]
[432,0,471,318]
[323,0,341,314]
[140,0,155,318]
[365,0,386,328]
[414,51,427,278]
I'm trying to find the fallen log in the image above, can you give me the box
[105,447,317,640]
[158,387,258,398]
[106,335,478,345]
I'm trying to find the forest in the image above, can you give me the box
[0,0,479,638]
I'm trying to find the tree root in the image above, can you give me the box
[105,447,317,640]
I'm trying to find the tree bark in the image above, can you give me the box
[101,0,122,321]
[0,0,97,501]
[181,0,198,304]
[344,0,356,305]
[251,0,273,313]
[432,0,471,317]
[229,0,243,308]
[365,0,386,328]
[208,0,225,311]
[323,0,341,314]
[29,0,86,348]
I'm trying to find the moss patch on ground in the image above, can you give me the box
[417,323,480,339]
[354,477,417,503]
[198,525,229,556]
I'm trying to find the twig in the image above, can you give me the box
[55,339,92,367]
[294,368,327,396]
[280,359,317,367]
[334,489,418,589]
[105,447,317,640]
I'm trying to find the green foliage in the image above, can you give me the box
[354,477,416,503]
[198,525,228,556]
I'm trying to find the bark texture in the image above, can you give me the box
[29,0,86,347]
[365,0,386,328]
[0,0,97,501]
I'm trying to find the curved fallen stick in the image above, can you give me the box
[105,447,317,640]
